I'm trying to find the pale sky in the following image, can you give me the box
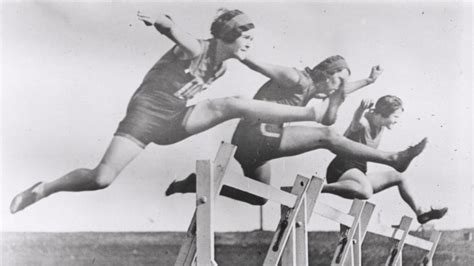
[1,1,472,232]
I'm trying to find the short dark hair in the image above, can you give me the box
[305,55,351,83]
[312,55,351,75]
[210,9,254,43]
[374,95,404,118]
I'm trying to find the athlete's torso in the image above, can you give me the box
[333,113,384,167]
[134,39,227,104]
[344,113,384,149]
[253,68,319,107]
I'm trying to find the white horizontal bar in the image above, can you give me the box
[368,223,433,251]
[314,202,354,227]
[223,173,297,207]
[313,201,433,251]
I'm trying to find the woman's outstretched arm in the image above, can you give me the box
[137,11,202,59]
[241,55,300,88]
[346,98,373,133]
[344,65,384,94]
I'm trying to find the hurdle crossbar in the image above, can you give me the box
[175,142,314,266]
[174,142,442,266]
[279,179,376,266]
[367,219,442,265]
[174,142,236,266]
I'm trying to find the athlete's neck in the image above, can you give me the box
[214,39,234,65]
[366,112,383,131]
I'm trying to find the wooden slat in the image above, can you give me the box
[421,231,442,266]
[212,142,236,192]
[368,223,433,251]
[174,143,236,266]
[294,197,309,266]
[331,199,365,266]
[305,177,325,222]
[223,172,297,207]
[384,216,412,266]
[281,176,324,266]
[314,202,355,227]
[263,175,311,265]
[281,205,297,266]
[195,160,217,266]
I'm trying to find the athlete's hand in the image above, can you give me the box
[328,78,347,105]
[367,65,383,84]
[137,11,154,26]
[359,98,374,110]
[137,12,174,29]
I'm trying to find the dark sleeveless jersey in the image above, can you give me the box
[343,113,383,149]
[232,68,322,166]
[252,68,319,107]
[129,39,227,118]
[326,113,384,182]
[116,39,227,146]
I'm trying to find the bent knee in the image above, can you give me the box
[354,186,373,200]
[90,165,119,189]
[320,127,341,147]
[386,171,404,184]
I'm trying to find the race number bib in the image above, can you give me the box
[174,68,214,100]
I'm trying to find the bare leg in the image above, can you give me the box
[365,171,448,224]
[183,96,316,135]
[321,169,374,200]
[277,126,427,172]
[365,171,421,214]
[10,136,143,213]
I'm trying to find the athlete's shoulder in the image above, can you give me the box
[291,68,313,90]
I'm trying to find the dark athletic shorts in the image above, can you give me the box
[115,91,194,148]
[232,122,284,168]
[326,157,367,184]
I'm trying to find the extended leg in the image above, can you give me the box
[366,171,422,214]
[366,171,448,224]
[183,96,316,135]
[10,136,143,213]
[321,169,374,200]
[277,126,426,172]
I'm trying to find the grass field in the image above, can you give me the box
[2,229,473,265]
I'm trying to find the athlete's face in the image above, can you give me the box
[324,69,350,95]
[228,29,255,60]
[380,108,403,129]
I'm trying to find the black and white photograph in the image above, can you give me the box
[1,1,472,265]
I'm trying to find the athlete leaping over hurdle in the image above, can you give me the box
[10,9,336,214]
[166,56,444,224]
[323,96,447,224]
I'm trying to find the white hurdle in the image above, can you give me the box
[279,185,376,266]
[175,142,317,266]
[279,182,442,265]
[174,142,442,265]
[369,217,442,265]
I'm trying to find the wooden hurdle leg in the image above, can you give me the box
[175,143,236,266]
[281,176,325,266]
[195,160,217,266]
[280,203,297,266]
[263,175,312,266]
[420,231,442,266]
[385,216,413,266]
[331,199,366,266]
[332,200,375,266]
[352,201,375,266]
